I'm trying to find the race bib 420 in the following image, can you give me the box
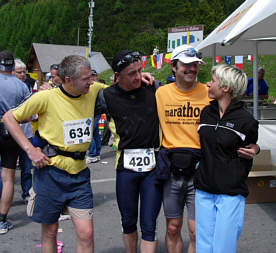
[63,118,92,145]
[124,148,156,172]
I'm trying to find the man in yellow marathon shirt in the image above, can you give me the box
[155,45,259,253]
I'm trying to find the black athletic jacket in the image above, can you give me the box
[103,82,160,169]
[194,99,259,197]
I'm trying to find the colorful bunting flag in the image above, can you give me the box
[150,55,157,69]
[156,53,163,69]
[215,56,221,63]
[225,56,231,65]
[248,55,253,61]
[164,53,172,64]
[141,56,147,70]
[234,56,243,70]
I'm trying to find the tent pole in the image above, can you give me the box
[212,45,216,66]
[253,41,258,119]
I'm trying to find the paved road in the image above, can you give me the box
[1,146,276,252]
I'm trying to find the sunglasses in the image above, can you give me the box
[116,51,140,70]
[173,48,202,60]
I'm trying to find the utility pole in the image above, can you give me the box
[88,0,94,58]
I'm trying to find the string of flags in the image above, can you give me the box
[216,55,254,70]
[142,53,254,70]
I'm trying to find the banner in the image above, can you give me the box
[167,25,204,52]
[141,56,147,70]
[235,56,243,70]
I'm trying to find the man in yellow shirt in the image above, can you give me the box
[3,55,104,253]
[156,45,208,253]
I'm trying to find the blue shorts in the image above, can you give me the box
[27,166,93,224]
[116,168,162,242]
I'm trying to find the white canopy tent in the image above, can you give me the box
[196,0,276,119]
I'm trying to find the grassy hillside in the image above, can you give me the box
[99,55,276,98]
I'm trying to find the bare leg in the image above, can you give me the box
[0,168,15,214]
[72,217,94,253]
[140,239,157,253]
[187,219,196,253]
[41,223,58,253]
[123,230,138,253]
[165,217,183,253]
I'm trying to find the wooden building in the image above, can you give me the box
[26,43,111,84]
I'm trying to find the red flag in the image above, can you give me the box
[215,56,221,63]
[235,56,243,70]
[141,56,147,70]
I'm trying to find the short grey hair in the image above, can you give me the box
[14,58,26,70]
[58,55,91,82]
[212,64,247,98]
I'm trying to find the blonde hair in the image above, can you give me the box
[212,64,247,98]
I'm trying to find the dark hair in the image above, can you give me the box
[0,50,14,66]
[112,50,131,73]
[50,64,59,70]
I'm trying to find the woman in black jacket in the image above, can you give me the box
[194,64,259,253]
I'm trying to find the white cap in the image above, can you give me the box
[171,45,205,65]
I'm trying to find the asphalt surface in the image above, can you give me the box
[0,146,276,253]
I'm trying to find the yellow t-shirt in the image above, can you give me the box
[12,82,105,174]
[156,82,210,149]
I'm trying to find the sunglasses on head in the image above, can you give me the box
[116,51,140,70]
[174,48,202,60]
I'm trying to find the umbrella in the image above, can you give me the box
[196,0,276,118]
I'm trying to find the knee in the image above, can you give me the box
[122,222,137,234]
[1,169,15,183]
[77,225,94,243]
[43,223,58,239]
[167,221,182,238]
[189,228,196,242]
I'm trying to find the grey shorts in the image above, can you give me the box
[163,174,195,220]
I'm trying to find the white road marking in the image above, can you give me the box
[91,178,116,183]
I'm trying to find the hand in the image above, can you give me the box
[39,82,52,91]
[237,144,259,159]
[141,72,155,86]
[28,146,51,168]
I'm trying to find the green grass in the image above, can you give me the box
[99,55,276,98]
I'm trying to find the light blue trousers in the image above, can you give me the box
[195,189,245,253]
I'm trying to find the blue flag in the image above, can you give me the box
[225,56,231,65]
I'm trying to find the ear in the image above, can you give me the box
[114,72,120,82]
[64,76,71,84]
[171,63,176,73]
[222,86,230,93]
